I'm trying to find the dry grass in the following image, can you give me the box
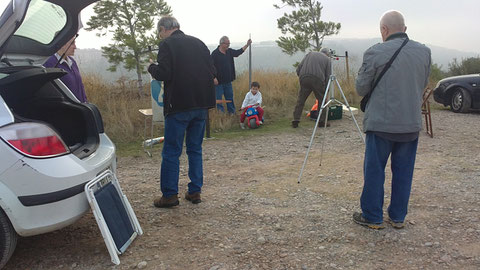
[82,70,359,142]
[82,74,150,142]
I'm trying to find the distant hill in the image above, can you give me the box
[75,39,479,83]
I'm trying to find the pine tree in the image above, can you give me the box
[86,0,171,94]
[274,0,341,55]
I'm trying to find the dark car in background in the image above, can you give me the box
[433,74,480,112]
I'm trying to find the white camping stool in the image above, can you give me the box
[85,170,143,265]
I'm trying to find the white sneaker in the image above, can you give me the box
[240,123,245,129]
[259,121,263,125]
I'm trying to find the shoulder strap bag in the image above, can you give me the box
[360,37,409,112]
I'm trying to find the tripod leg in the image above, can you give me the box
[334,79,365,144]
[297,78,332,184]
[318,105,330,167]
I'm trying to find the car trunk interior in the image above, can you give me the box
[0,66,101,159]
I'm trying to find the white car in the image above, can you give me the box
[0,0,115,268]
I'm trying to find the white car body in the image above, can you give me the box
[0,0,115,267]
[0,128,116,236]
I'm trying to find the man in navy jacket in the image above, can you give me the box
[211,36,251,114]
[148,16,216,208]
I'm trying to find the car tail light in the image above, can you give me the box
[0,122,69,158]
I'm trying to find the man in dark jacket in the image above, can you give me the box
[211,36,251,114]
[148,16,216,208]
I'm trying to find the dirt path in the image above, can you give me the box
[6,109,480,269]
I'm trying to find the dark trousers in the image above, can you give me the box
[293,75,327,122]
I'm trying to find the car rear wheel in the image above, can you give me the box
[0,209,17,269]
[450,88,471,113]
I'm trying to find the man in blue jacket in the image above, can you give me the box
[211,36,251,114]
[148,16,216,208]
[354,10,431,229]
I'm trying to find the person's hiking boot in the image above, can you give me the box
[153,194,179,208]
[185,191,201,204]
[352,212,385,230]
[292,120,299,128]
[317,121,331,127]
[387,217,405,229]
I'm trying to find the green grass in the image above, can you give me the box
[115,139,148,157]
[210,116,315,140]
[114,116,320,156]
[430,102,449,110]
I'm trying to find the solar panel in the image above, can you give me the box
[85,170,143,265]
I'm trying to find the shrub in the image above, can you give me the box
[447,57,480,76]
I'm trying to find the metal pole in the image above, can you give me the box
[248,34,252,88]
[345,51,350,81]
[206,110,211,138]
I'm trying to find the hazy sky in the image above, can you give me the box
[77,0,479,53]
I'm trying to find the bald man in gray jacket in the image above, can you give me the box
[292,48,332,128]
[353,10,431,230]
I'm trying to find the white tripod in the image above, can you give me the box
[297,57,365,184]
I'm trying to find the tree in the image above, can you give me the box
[447,57,480,76]
[429,63,446,83]
[274,0,341,55]
[86,0,171,94]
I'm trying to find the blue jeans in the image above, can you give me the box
[215,82,235,114]
[160,109,206,197]
[360,133,418,223]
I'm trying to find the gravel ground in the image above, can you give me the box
[6,109,480,270]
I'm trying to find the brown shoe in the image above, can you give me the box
[387,217,405,229]
[185,191,201,204]
[292,120,299,128]
[153,195,179,208]
[352,212,385,230]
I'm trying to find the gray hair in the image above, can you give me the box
[320,47,331,56]
[219,36,229,45]
[157,16,180,33]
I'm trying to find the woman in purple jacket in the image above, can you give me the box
[43,35,87,103]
